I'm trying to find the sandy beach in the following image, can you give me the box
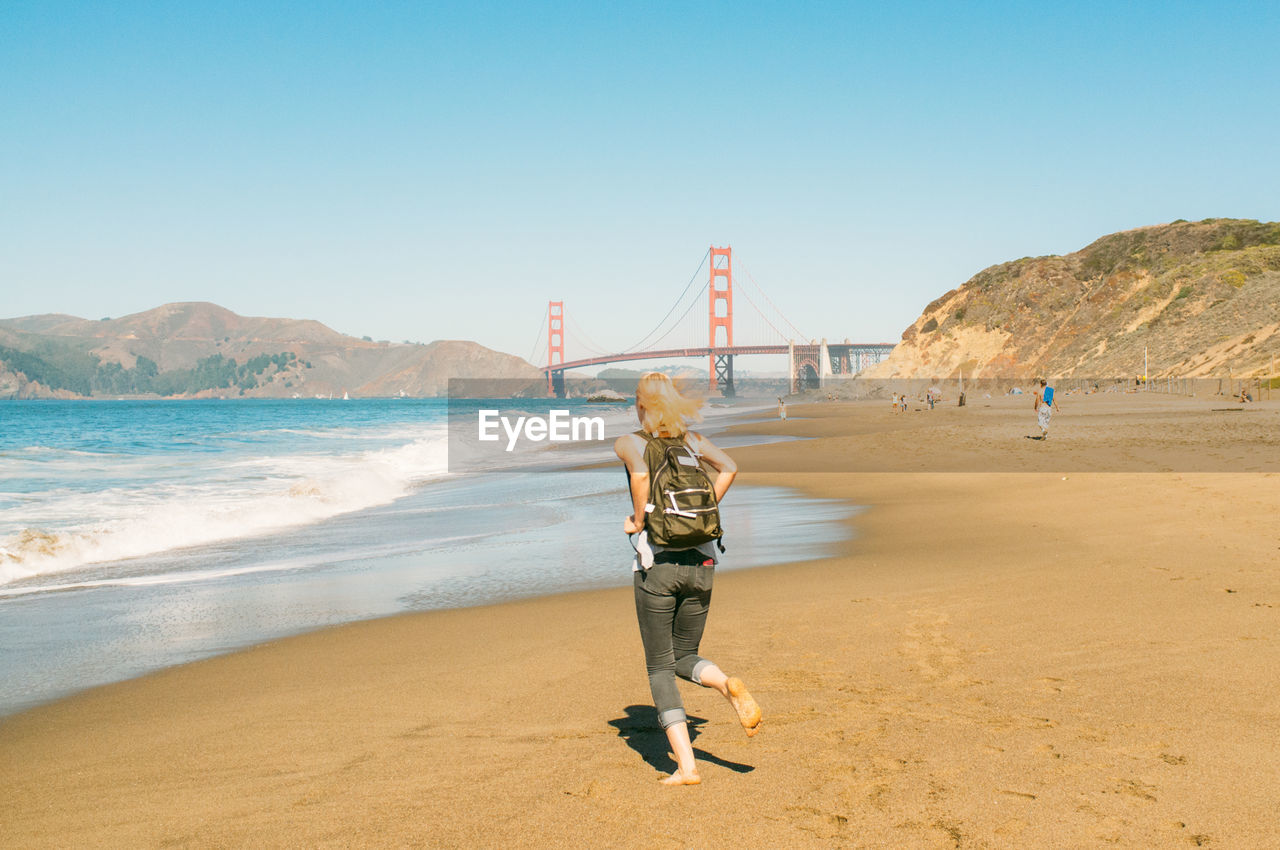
[3,393,1278,848]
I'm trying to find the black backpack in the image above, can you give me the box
[629,430,724,550]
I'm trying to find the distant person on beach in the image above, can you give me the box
[614,372,762,786]
[1034,378,1059,439]
[777,397,787,420]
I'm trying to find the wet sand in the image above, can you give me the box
[2,393,1278,847]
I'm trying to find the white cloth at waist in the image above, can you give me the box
[632,530,720,572]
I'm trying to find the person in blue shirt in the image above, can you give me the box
[1035,378,1059,439]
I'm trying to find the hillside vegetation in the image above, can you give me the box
[0,302,541,399]
[869,219,1280,380]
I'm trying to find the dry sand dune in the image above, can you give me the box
[2,394,1278,847]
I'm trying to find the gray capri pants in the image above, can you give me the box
[633,555,717,729]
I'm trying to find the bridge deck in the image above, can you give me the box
[544,343,895,373]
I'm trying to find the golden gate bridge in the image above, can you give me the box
[531,246,895,397]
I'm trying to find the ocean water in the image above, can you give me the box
[0,399,853,716]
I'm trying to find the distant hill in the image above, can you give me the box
[596,365,704,381]
[0,302,543,399]
[867,219,1280,381]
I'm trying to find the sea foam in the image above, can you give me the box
[0,430,448,585]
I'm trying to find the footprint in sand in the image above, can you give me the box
[994,818,1029,838]
[564,780,614,798]
[1114,778,1158,801]
[784,805,849,839]
[1038,676,1066,693]
[901,611,966,684]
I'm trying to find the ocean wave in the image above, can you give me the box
[220,424,442,443]
[0,559,315,598]
[0,431,449,585]
[0,524,519,599]
[1,446,115,459]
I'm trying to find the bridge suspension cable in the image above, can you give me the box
[565,314,614,358]
[619,248,710,354]
[735,284,790,343]
[527,302,548,366]
[737,261,809,342]
[634,279,710,351]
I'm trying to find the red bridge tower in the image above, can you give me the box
[547,301,564,396]
[708,246,735,396]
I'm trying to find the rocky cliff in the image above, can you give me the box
[868,219,1280,380]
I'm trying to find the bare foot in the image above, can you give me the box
[726,677,762,736]
[660,770,701,786]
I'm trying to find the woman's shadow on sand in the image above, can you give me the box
[609,705,755,775]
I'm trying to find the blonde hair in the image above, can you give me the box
[635,372,704,437]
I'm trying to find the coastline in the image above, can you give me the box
[0,397,845,717]
[2,395,1278,847]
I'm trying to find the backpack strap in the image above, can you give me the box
[624,430,658,518]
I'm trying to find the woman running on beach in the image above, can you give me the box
[614,372,763,786]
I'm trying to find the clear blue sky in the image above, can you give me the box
[3,1,1277,365]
